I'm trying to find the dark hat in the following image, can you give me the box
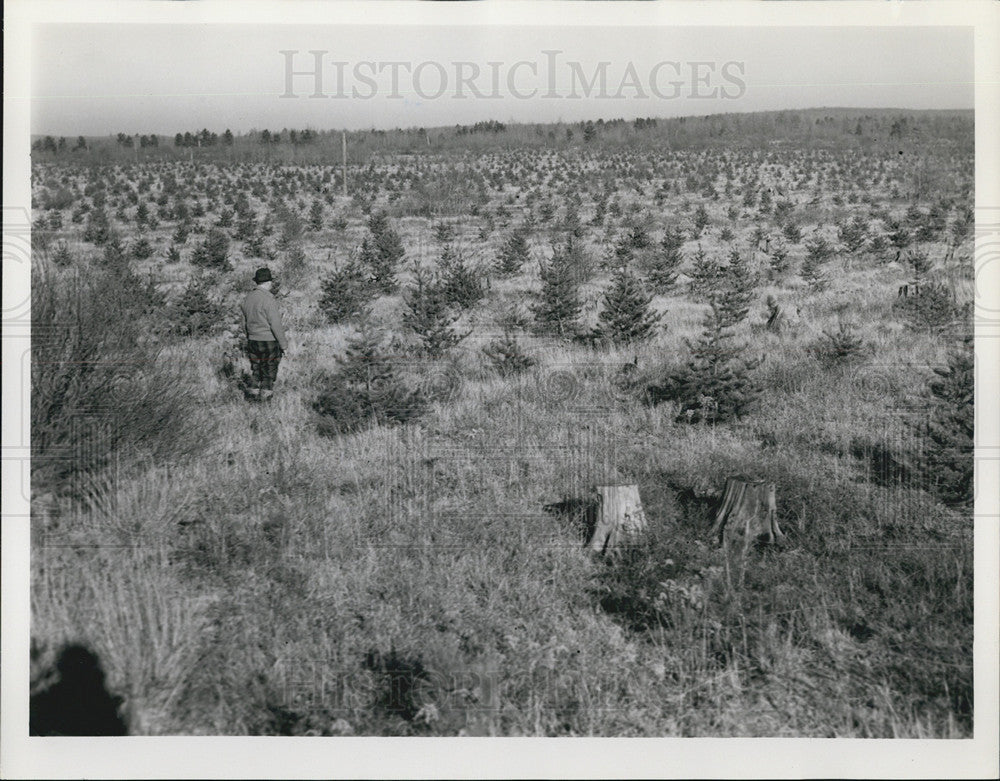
[253,267,273,284]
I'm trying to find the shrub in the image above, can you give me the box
[31,266,204,498]
[312,318,424,436]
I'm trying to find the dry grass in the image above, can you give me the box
[30,121,973,736]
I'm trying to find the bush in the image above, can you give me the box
[31,266,204,498]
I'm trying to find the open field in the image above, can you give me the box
[29,109,974,736]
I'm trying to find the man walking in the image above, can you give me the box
[240,267,287,402]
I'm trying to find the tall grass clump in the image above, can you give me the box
[31,264,206,500]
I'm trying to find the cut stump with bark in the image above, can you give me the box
[587,484,648,554]
[710,477,783,553]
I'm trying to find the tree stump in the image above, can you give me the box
[587,484,648,554]
[710,477,783,554]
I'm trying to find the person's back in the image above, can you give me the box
[240,267,287,402]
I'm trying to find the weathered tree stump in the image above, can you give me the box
[710,477,783,554]
[587,484,648,554]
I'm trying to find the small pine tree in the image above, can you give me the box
[319,256,374,324]
[782,222,803,244]
[812,320,866,367]
[716,248,757,328]
[768,239,791,279]
[437,245,483,310]
[904,247,933,283]
[131,237,154,260]
[482,329,536,377]
[593,265,662,345]
[649,292,762,424]
[921,335,973,506]
[686,246,723,303]
[691,203,710,239]
[308,200,324,232]
[433,221,456,244]
[82,210,111,246]
[402,265,468,357]
[359,234,395,295]
[364,211,405,294]
[837,215,869,257]
[642,226,684,294]
[533,242,583,337]
[886,218,911,262]
[172,277,223,337]
[312,316,424,435]
[801,236,832,293]
[51,241,73,268]
[893,282,964,331]
[495,227,530,277]
[191,228,231,271]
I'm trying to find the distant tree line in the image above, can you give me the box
[31,136,87,154]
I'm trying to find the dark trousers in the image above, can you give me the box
[248,340,282,390]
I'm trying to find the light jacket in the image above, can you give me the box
[241,287,288,350]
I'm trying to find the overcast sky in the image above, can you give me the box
[31,24,974,135]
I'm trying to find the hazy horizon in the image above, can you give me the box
[31,24,974,136]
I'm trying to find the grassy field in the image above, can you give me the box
[29,109,974,736]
